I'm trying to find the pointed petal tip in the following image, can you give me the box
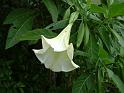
[41,35,48,40]
[41,35,44,37]
[41,35,46,40]
[71,62,80,69]
[50,63,79,72]
[50,66,79,72]
[32,49,41,53]
[32,49,37,53]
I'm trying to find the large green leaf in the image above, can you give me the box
[120,47,124,57]
[111,29,124,47]
[89,14,101,21]
[69,11,79,24]
[109,3,124,17]
[113,0,124,4]
[98,68,105,93]
[43,0,58,22]
[72,74,94,93]
[5,9,34,49]
[98,47,113,64]
[76,21,85,48]
[119,62,124,81]
[113,23,124,38]
[63,7,70,20]
[99,47,108,59]
[19,29,57,40]
[107,68,124,93]
[74,50,88,57]
[84,23,89,46]
[98,26,111,51]
[87,33,99,62]
[90,4,106,14]
[4,9,33,24]
[45,19,68,30]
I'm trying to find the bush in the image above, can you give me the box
[0,0,124,93]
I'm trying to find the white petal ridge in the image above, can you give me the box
[33,24,79,72]
[33,44,79,72]
[41,24,73,52]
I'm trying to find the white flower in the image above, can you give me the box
[33,24,79,72]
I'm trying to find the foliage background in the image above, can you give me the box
[0,0,124,93]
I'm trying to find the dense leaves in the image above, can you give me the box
[107,68,124,93]
[4,9,35,49]
[0,0,124,93]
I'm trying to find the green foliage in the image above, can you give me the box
[45,20,68,30]
[63,7,71,20]
[69,11,79,24]
[84,23,89,46]
[109,3,124,17]
[107,68,124,93]
[90,4,106,14]
[77,21,85,47]
[20,29,57,40]
[4,9,35,49]
[72,74,95,93]
[43,0,58,22]
[0,60,25,93]
[0,0,124,93]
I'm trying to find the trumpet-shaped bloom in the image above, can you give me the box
[33,24,79,72]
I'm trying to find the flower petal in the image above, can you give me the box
[67,43,74,59]
[33,49,47,64]
[49,47,79,72]
[33,46,79,72]
[33,23,79,72]
[42,24,73,52]
[42,35,50,49]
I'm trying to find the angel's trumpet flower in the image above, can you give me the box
[33,23,79,72]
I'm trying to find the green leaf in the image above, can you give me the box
[45,19,68,30]
[99,47,108,58]
[70,32,77,45]
[90,4,106,14]
[98,26,111,51]
[113,23,124,38]
[91,0,101,5]
[98,68,105,93]
[120,47,124,57]
[98,47,113,64]
[77,21,84,48]
[5,9,34,49]
[63,7,70,20]
[109,3,124,17]
[19,29,57,40]
[4,9,34,24]
[119,62,124,82]
[43,0,58,22]
[107,68,124,93]
[69,11,79,24]
[107,0,114,6]
[113,0,124,4]
[89,14,101,21]
[61,0,74,5]
[84,23,90,46]
[72,74,94,93]
[87,33,98,62]
[74,50,89,57]
[111,29,124,47]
